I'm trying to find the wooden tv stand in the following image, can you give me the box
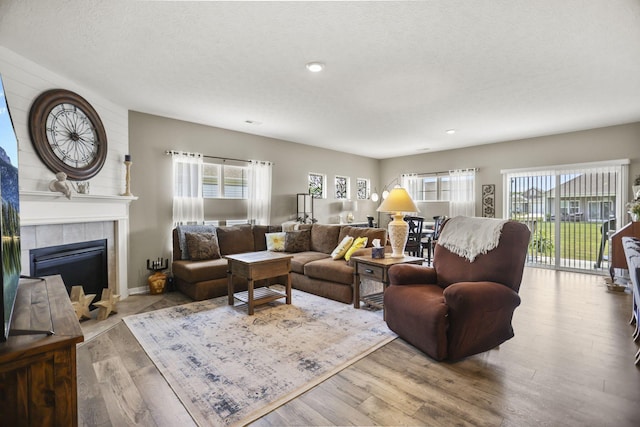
[0,275,84,426]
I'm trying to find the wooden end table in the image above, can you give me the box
[226,251,293,315]
[352,255,424,309]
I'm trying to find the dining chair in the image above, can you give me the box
[404,216,424,257]
[422,215,447,265]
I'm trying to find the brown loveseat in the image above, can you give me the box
[384,219,530,361]
[172,223,387,304]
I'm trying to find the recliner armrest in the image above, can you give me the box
[443,281,520,312]
[442,281,522,360]
[388,263,437,286]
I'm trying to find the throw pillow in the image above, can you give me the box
[265,232,286,251]
[282,221,299,232]
[185,232,221,261]
[176,224,216,260]
[284,230,311,253]
[331,235,354,260]
[344,236,368,262]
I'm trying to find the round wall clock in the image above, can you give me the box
[29,89,108,180]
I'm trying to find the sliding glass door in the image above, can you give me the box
[503,161,629,273]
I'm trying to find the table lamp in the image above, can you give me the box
[343,200,357,223]
[376,186,420,258]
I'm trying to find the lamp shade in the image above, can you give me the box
[376,187,419,214]
[342,200,357,212]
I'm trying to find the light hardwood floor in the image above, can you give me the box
[76,268,640,426]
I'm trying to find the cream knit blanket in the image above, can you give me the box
[437,216,509,262]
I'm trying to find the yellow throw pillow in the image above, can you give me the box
[265,232,286,251]
[331,236,354,260]
[344,236,368,262]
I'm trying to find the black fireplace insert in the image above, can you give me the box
[29,239,108,304]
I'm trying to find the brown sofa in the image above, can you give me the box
[384,219,530,361]
[172,223,387,303]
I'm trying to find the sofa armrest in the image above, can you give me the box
[346,247,373,266]
[388,264,437,286]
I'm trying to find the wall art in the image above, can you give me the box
[482,184,495,218]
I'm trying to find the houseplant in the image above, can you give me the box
[628,199,640,222]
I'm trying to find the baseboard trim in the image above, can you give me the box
[128,285,149,295]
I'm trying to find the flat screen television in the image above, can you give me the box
[0,74,21,342]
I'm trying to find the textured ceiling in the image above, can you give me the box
[1,0,639,159]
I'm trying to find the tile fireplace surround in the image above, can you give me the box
[19,191,135,299]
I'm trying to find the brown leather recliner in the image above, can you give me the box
[384,219,531,361]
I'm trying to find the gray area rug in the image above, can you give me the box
[124,287,396,426]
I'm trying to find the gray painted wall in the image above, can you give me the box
[128,111,380,288]
[128,114,639,291]
[380,122,640,226]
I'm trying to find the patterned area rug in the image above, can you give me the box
[124,287,396,426]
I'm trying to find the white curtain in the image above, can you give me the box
[172,152,204,224]
[401,173,421,201]
[449,168,476,217]
[248,160,272,225]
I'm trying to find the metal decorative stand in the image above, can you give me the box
[147,258,168,294]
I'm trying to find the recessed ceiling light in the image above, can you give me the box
[306,62,325,72]
[446,129,456,135]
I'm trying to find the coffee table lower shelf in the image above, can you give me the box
[362,292,384,309]
[233,287,286,306]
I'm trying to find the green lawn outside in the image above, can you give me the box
[521,220,606,262]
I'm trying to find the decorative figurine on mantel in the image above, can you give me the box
[49,171,72,199]
[71,181,90,194]
[147,257,169,294]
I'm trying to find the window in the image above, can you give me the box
[588,200,613,221]
[404,174,450,201]
[226,219,250,226]
[439,176,450,201]
[203,163,219,197]
[309,173,326,199]
[560,200,580,215]
[357,178,370,200]
[422,176,437,201]
[203,163,248,199]
[335,176,349,199]
[502,160,627,272]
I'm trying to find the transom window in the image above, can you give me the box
[335,176,349,199]
[357,178,370,200]
[309,172,326,199]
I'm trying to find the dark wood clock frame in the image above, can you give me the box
[28,89,108,181]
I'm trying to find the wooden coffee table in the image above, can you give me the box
[226,251,293,315]
[352,255,424,309]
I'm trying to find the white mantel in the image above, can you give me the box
[19,191,137,298]
[19,191,137,225]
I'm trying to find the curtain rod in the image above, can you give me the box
[165,150,273,165]
[405,168,478,176]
